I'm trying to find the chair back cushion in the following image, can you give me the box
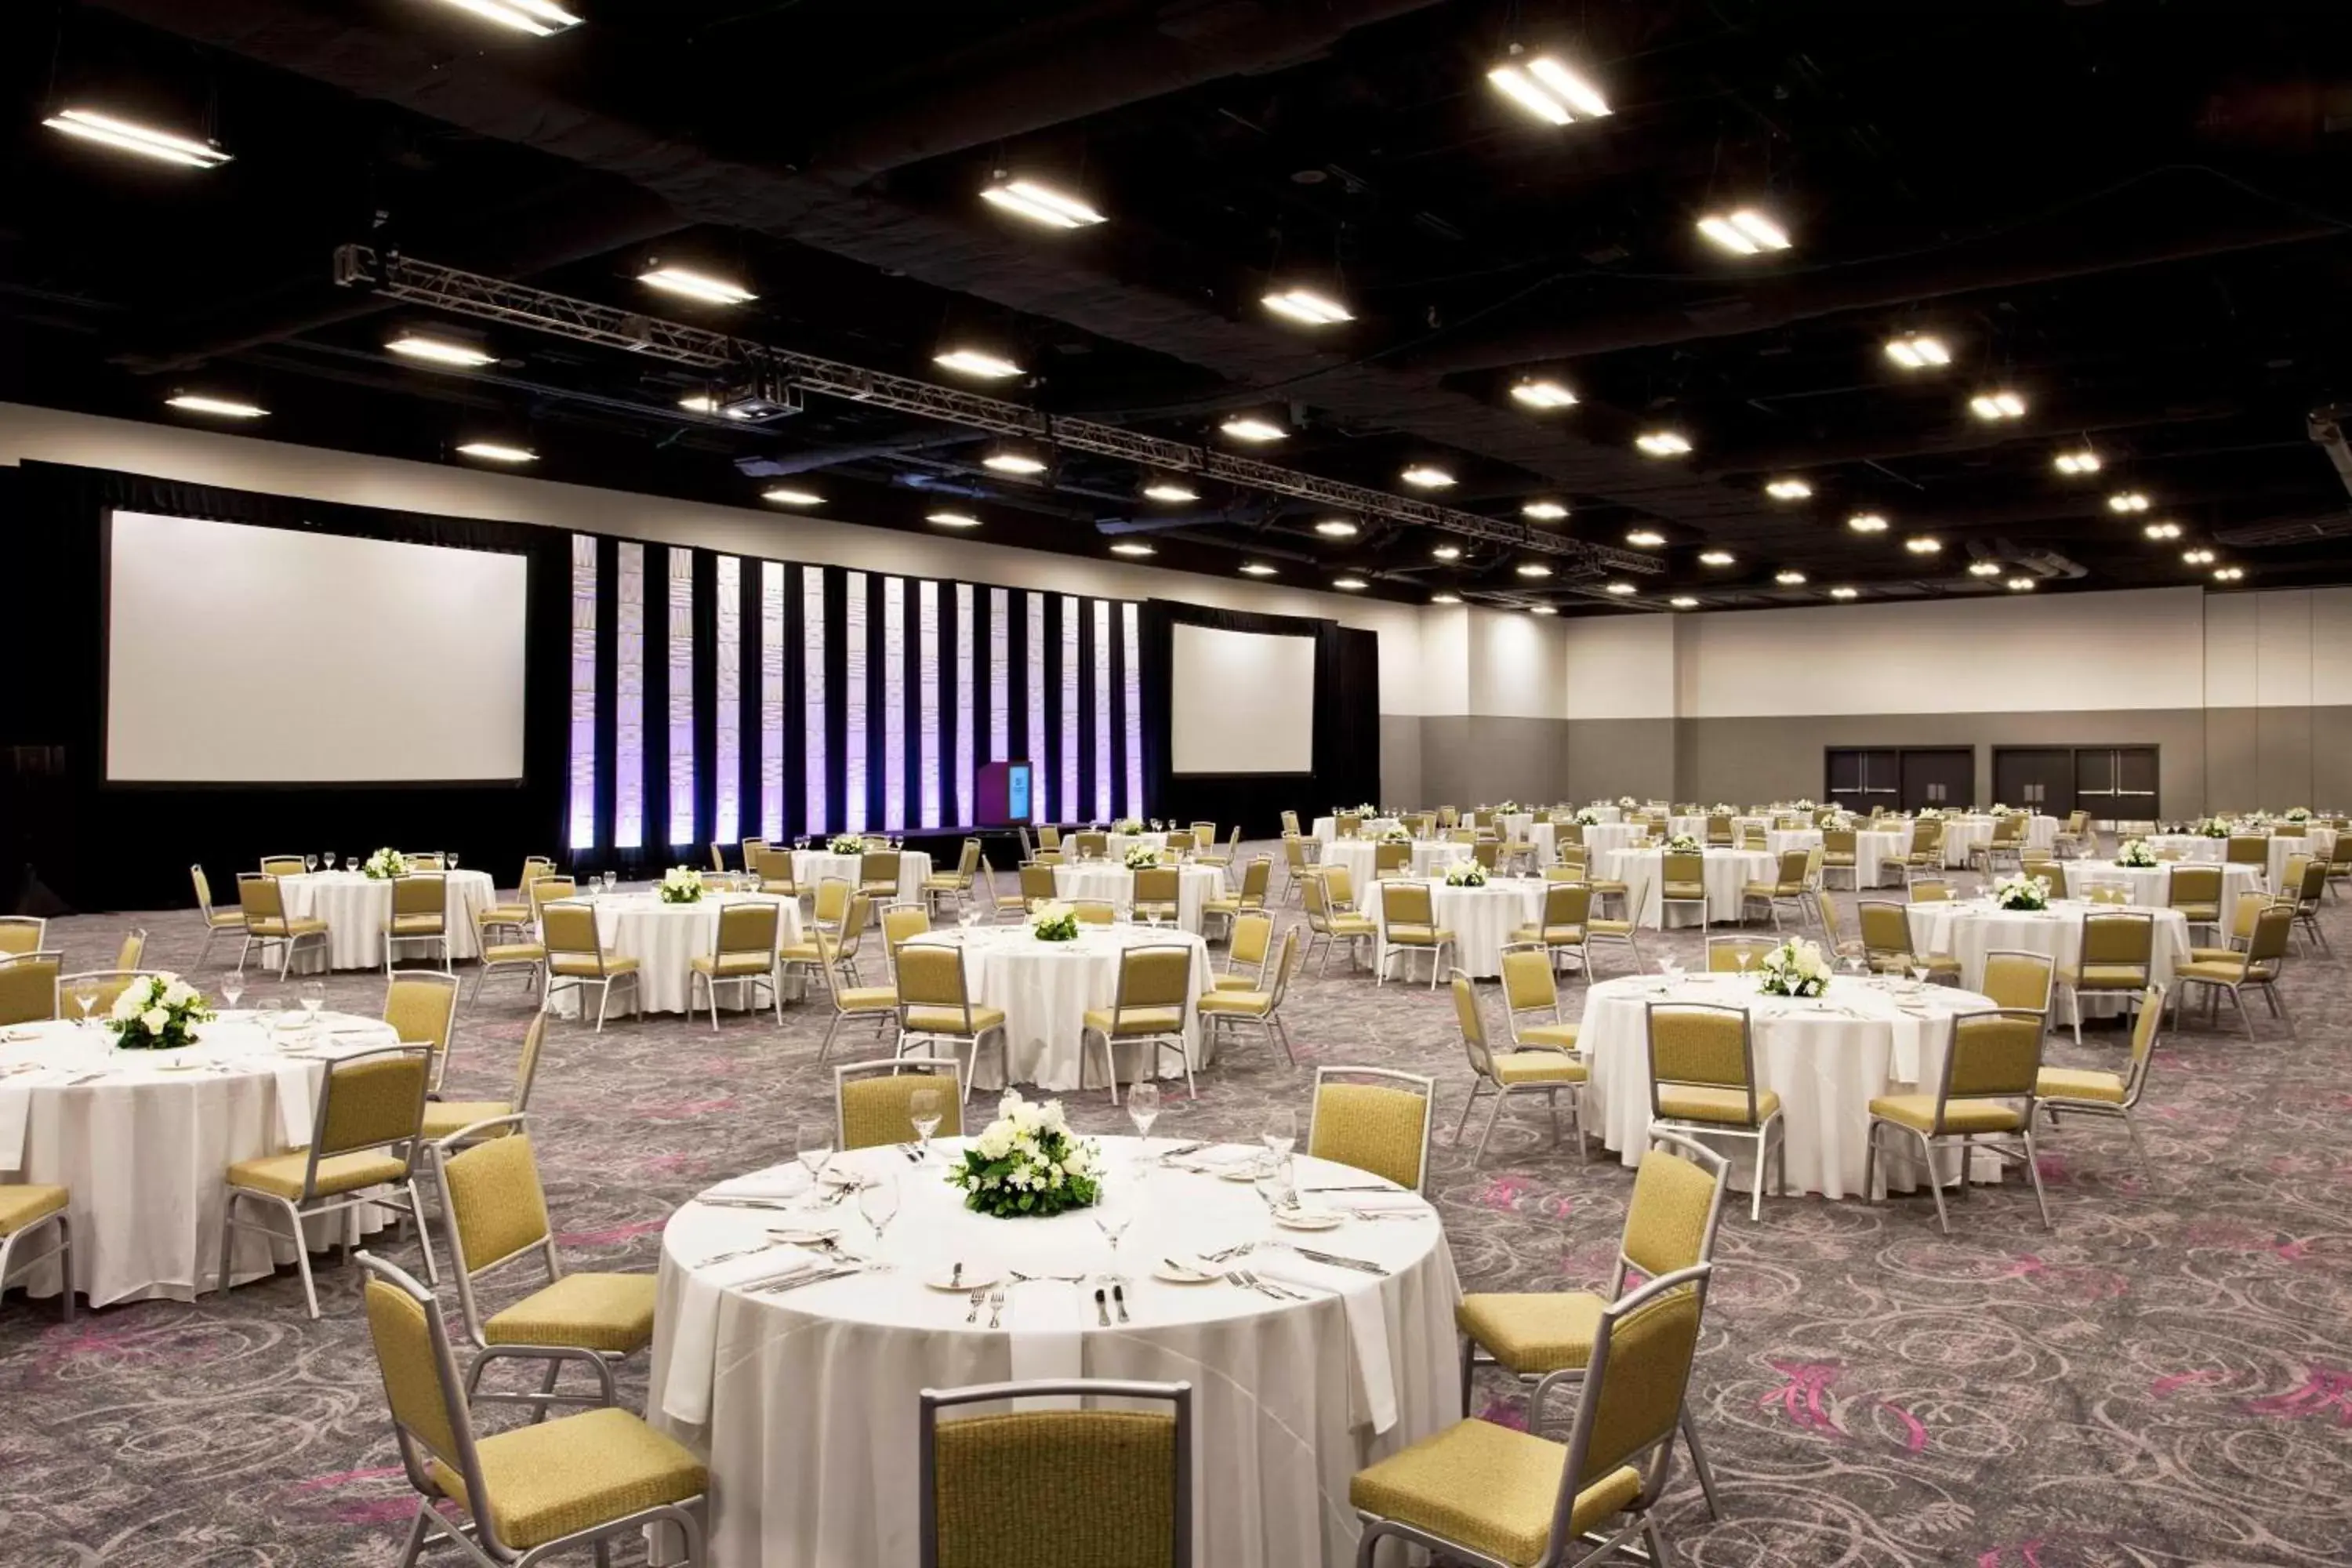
[931,1410,1176,1568]
[1309,1080,1427,1190]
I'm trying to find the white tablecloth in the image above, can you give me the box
[2146,832,2332,890]
[0,1012,401,1305]
[1579,973,1998,1198]
[1846,829,1915,888]
[1581,804,1626,823]
[1579,822,1647,858]
[276,869,497,971]
[1311,816,1403,845]
[648,1138,1460,1568]
[1595,848,1777,928]
[1051,862,1229,934]
[2060,859,2263,913]
[549,893,803,1018]
[1369,877,1547,979]
[1105,832,1180,862]
[792,849,935,902]
[909,927,1213,1092]
[1904,898,2190,1018]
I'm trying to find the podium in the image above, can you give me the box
[975,760,1034,826]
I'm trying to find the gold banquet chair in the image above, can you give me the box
[1454,1133,1732,1515]
[755,848,800,902]
[0,1181,74,1321]
[1351,1261,1715,1568]
[260,854,309,878]
[892,945,1007,1098]
[1375,880,1457,990]
[469,906,548,1009]
[1300,873,1376,975]
[1864,1009,2051,1234]
[1017,862,1061,911]
[1308,1065,1435,1193]
[1196,927,1303,1068]
[2166,863,2224,942]
[385,971,463,1094]
[430,1115,657,1415]
[1740,850,1812,929]
[2173,901,2293,1040]
[384,873,452,975]
[236,872,330,979]
[0,952,61,1026]
[1453,967,1586,1167]
[1980,949,2056,1023]
[354,1250,708,1568]
[858,849,904,909]
[0,915,47,958]
[1511,881,1597,980]
[1131,866,1181,924]
[918,1379,1192,1568]
[58,929,150,1018]
[1201,855,1273,942]
[1645,1003,1786,1221]
[2038,982,2165,1176]
[539,904,641,1032]
[478,858,555,946]
[191,866,247,967]
[218,1044,438,1319]
[423,1011,549,1144]
[1080,945,1197,1105]
[923,839,983,916]
[1216,912,1275,990]
[837,1057,966,1150]
[688,900,785,1030]
[2055,909,2154,1047]
[1658,851,1709,930]
[1704,935,1778,973]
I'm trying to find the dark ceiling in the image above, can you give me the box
[9,0,2352,613]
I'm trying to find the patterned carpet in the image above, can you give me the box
[5,847,2350,1567]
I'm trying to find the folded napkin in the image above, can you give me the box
[265,1062,318,1145]
[1185,1145,1263,1171]
[1254,1263,1399,1434]
[699,1166,811,1203]
[1316,1192,1428,1215]
[659,1243,826,1425]
[1008,1281,1088,1412]
[0,1069,64,1170]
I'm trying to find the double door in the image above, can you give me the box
[1992,746,2158,821]
[1825,747,1973,814]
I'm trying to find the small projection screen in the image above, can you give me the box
[104,510,531,783]
[1167,622,1316,775]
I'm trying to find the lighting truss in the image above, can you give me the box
[334,245,1657,573]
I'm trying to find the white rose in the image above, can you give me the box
[140,1007,170,1033]
[163,980,197,1007]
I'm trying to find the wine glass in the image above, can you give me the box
[1127,1081,1161,1151]
[299,981,326,1028]
[322,851,337,872]
[858,1168,900,1240]
[220,972,246,1012]
[70,980,101,1029]
[601,871,618,894]
[1910,963,1932,989]
[1093,1190,1134,1252]
[1261,1108,1298,1180]
[1734,948,1754,982]
[303,854,318,875]
[908,1087,945,1161]
[448,851,462,871]
[794,1120,835,1189]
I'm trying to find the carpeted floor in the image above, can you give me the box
[5,846,2350,1567]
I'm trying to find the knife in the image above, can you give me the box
[1287,1246,1390,1275]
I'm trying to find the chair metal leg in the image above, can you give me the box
[405,1181,441,1284]
[1913,1127,1951,1234]
[396,1501,435,1568]
[1454,1079,1485,1142]
[1679,1409,1723,1520]
[2021,1122,2053,1229]
[1473,1093,1509,1165]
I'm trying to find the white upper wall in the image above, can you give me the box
[0,401,1430,713]
[1468,607,1564,718]
[1417,604,1471,717]
[2207,586,2352,708]
[1563,615,1676,719]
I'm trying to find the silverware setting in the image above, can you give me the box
[692,1240,785,1269]
[1226,1269,1310,1302]
[1112,1282,1130,1323]
[1093,1287,1111,1327]
[1009,1270,1087,1284]
[987,1287,1006,1329]
[964,1287,988,1323]
[1284,1245,1388,1276]
[895,1143,924,1164]
[750,1265,866,1295]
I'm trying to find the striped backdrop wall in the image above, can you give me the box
[564,534,1146,857]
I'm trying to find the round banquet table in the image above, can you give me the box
[790,848,934,902]
[1846,828,1915,888]
[1105,831,1180,862]
[1579,821,1648,858]
[1051,861,1229,933]
[1582,804,1626,823]
[1594,847,1777,928]
[2060,858,2263,913]
[1577,971,2002,1198]
[547,892,803,1018]
[1764,827,1824,855]
[646,1137,1460,1568]
[1903,897,2190,1018]
[1321,839,1476,892]
[902,926,1213,1092]
[1369,877,1546,979]
[2146,831,2332,890]
[0,1011,402,1305]
[276,869,496,971]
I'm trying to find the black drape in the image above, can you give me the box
[5,461,570,913]
[1137,599,1381,838]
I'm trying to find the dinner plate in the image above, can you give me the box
[1152,1255,1220,1284]
[924,1265,1004,1292]
[1271,1207,1345,1232]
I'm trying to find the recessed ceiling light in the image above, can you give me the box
[1528,604,1559,616]
[1262,288,1354,326]
[42,107,233,168]
[761,487,823,507]
[2212,566,2245,583]
[1669,596,1699,609]
[2107,491,2151,513]
[1831,586,1860,600]
[1219,416,1287,443]
[456,441,536,464]
[1775,569,1807,586]
[637,264,755,307]
[1968,560,2003,577]
[1517,563,1554,579]
[1239,562,1278,577]
[1764,477,1813,500]
[1522,500,1569,521]
[1604,581,1636,596]
[1904,535,1942,554]
[1698,550,1736,566]
[2143,521,2182,540]
[1141,480,1197,503]
[2183,548,2216,565]
[1400,464,1457,489]
[1510,378,1578,409]
[1431,544,1463,561]
[1487,53,1611,125]
[933,347,1024,380]
[1848,513,1889,534]
[430,0,582,35]
[2053,448,2102,475]
[1883,333,1952,370]
[926,510,982,529]
[165,394,267,419]
[1313,517,1361,538]
[388,332,495,368]
[1109,543,1156,557]
[1697,209,1792,255]
[2006,576,2036,591]
[978,176,1105,229]
[1430,592,1461,604]
[1969,390,2027,421]
[1333,575,1369,591]
[1624,529,1666,547]
[982,450,1049,475]
[1635,430,1693,456]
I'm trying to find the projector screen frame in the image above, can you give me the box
[1167,621,1318,778]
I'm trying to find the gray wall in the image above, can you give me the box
[1406,717,1570,808]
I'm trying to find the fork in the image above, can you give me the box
[964,1287,988,1323]
[987,1287,1007,1329]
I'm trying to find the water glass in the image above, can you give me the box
[220,973,246,1011]
[322,851,337,872]
[448,852,461,870]
[71,983,101,1028]
[908,1087,945,1160]
[602,871,618,893]
[1261,1108,1297,1170]
[858,1169,900,1240]
[304,855,318,874]
[299,981,326,1025]
[1093,1192,1134,1251]
[1127,1081,1161,1147]
[794,1120,835,1186]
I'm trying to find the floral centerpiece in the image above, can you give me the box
[1122,843,1161,870]
[1497,800,1521,815]
[1617,795,1638,808]
[1917,807,1944,821]
[1112,816,1144,834]
[1710,804,1737,817]
[1664,833,1704,854]
[108,974,213,1051]
[947,1090,1101,1218]
[659,866,705,904]
[1788,797,1817,811]
[1379,825,1413,843]
[1030,901,1080,942]
[2115,838,2158,869]
[2285,807,2313,823]
[1989,803,2015,818]
[1573,808,1603,826]
[1443,858,1488,887]
[1755,937,1832,998]
[1354,802,1381,817]
[1992,873,2053,912]
[1822,811,1854,830]
[2194,818,2233,839]
[828,833,868,854]
[361,848,409,880]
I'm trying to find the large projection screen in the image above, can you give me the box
[105,511,530,783]
[1169,622,1315,775]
